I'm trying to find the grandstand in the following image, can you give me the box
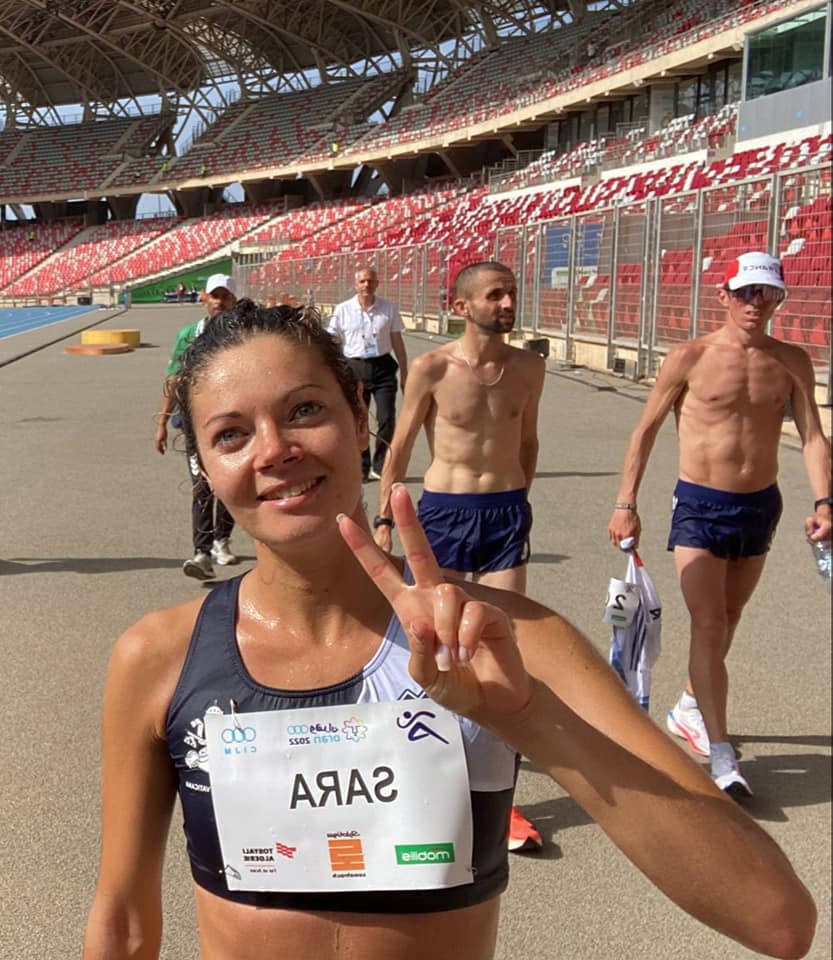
[0,0,829,398]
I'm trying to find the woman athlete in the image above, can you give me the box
[83,300,815,960]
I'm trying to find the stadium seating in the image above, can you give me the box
[267,132,830,283]
[84,202,284,286]
[159,76,398,182]
[0,0,793,202]
[336,0,786,160]
[4,216,179,298]
[249,199,369,245]
[0,219,85,291]
[0,114,168,200]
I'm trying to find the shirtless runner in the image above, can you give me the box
[608,251,832,799]
[375,261,546,849]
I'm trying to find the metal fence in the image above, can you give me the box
[235,162,831,401]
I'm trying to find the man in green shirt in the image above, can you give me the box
[154,274,239,580]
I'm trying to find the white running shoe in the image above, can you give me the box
[211,538,238,565]
[711,752,753,800]
[183,551,215,580]
[666,699,710,757]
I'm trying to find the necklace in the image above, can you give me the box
[455,344,505,387]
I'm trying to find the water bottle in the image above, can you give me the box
[809,534,832,590]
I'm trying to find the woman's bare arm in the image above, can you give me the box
[83,606,196,960]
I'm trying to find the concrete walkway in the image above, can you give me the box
[0,304,829,959]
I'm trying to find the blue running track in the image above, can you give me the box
[0,305,98,341]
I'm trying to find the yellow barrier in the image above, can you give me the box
[81,328,141,348]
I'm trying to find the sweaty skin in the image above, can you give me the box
[410,342,542,494]
[609,287,831,546]
[83,329,817,960]
[376,266,545,592]
[607,283,831,754]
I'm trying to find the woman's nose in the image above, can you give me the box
[252,423,299,469]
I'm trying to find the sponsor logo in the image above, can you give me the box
[222,726,256,743]
[396,709,449,745]
[285,717,367,747]
[183,716,211,772]
[342,716,368,743]
[242,846,274,863]
[327,834,365,873]
[275,841,296,860]
[287,722,339,736]
[184,779,211,793]
[395,842,455,865]
[221,724,257,755]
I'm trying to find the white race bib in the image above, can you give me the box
[603,577,640,626]
[205,700,473,893]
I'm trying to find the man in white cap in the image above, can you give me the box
[155,273,240,579]
[608,251,831,798]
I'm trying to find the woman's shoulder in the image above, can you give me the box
[108,596,207,709]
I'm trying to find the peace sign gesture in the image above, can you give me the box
[338,484,532,723]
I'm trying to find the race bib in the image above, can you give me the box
[205,700,473,893]
[603,577,640,626]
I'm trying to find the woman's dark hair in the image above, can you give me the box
[173,298,361,454]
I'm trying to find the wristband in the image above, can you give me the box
[814,497,833,510]
[614,502,637,511]
[373,516,394,529]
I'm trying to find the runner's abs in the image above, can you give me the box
[424,458,526,495]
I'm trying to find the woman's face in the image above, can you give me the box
[190,334,368,550]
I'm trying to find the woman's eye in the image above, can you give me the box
[291,401,323,420]
[214,427,244,447]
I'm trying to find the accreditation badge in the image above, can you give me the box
[205,700,473,892]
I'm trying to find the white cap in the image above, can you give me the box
[205,273,237,296]
[721,252,786,291]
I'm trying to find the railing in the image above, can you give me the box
[236,162,831,403]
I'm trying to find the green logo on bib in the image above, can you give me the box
[395,843,455,865]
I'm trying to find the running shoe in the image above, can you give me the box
[507,807,543,852]
[367,468,382,481]
[211,538,238,565]
[183,551,215,581]
[666,699,710,757]
[711,753,753,800]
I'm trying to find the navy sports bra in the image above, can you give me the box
[165,574,518,912]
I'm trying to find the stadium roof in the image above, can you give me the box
[0,0,593,122]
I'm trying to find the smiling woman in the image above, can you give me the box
[174,300,368,552]
[82,299,817,960]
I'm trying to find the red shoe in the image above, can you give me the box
[507,806,543,852]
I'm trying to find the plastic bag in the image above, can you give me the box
[606,542,662,710]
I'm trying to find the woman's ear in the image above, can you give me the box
[355,384,370,449]
[356,407,370,451]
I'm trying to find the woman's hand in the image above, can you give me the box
[338,484,532,723]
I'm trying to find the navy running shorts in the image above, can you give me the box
[667,480,782,560]
[417,488,532,573]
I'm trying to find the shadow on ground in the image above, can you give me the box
[2,556,189,574]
